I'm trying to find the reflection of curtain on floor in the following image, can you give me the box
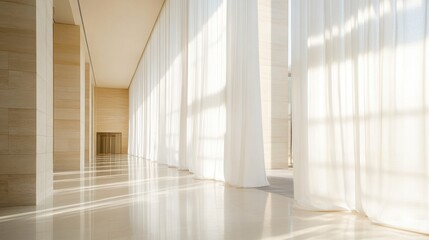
[292,0,429,234]
[128,0,268,187]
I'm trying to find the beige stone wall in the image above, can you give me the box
[95,88,129,154]
[36,0,54,204]
[90,70,95,159]
[0,0,53,206]
[258,0,289,169]
[85,63,90,163]
[53,23,81,171]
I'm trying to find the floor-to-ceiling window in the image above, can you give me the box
[129,0,268,187]
[292,0,429,234]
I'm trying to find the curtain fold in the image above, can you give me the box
[292,0,429,234]
[225,0,268,187]
[129,0,268,187]
[186,0,226,181]
[131,0,188,168]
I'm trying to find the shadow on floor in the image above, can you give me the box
[257,175,294,199]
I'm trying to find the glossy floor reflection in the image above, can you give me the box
[0,155,428,240]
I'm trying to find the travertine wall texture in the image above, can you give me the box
[258,0,289,169]
[0,0,53,206]
[53,23,81,172]
[95,87,129,154]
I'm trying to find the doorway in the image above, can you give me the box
[97,132,122,154]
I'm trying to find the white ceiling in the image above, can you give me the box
[53,0,164,88]
[78,0,164,89]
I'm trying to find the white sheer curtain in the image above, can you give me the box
[129,0,268,187]
[186,0,226,181]
[129,0,188,168]
[225,0,268,187]
[292,0,429,234]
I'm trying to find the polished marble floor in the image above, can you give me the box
[0,155,428,240]
[259,169,294,199]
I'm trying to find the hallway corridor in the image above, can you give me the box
[0,155,427,240]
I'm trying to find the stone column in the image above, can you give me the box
[0,0,53,206]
